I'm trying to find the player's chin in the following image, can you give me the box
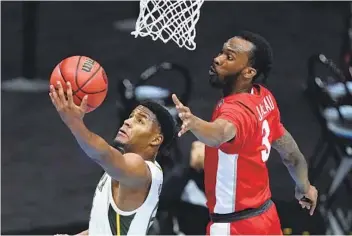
[114,135,130,144]
[209,75,225,89]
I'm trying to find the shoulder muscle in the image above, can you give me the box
[106,150,151,188]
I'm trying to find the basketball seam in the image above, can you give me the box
[79,88,107,94]
[73,56,83,95]
[77,66,106,94]
[65,56,107,110]
[75,93,96,109]
[58,62,67,83]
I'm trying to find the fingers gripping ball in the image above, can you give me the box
[50,56,108,113]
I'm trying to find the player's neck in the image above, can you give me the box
[139,149,157,162]
[222,84,252,97]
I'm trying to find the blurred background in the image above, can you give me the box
[1,1,352,235]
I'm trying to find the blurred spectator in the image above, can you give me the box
[2,2,48,92]
[155,140,208,235]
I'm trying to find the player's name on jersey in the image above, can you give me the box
[256,94,275,121]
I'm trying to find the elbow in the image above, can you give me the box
[208,140,223,148]
[202,137,223,148]
[196,120,233,147]
[206,143,218,148]
[281,152,302,167]
[282,155,295,167]
[210,119,235,147]
[207,135,230,148]
[207,124,229,147]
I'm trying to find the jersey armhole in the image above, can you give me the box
[145,161,163,192]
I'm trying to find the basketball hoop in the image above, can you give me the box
[131,0,205,51]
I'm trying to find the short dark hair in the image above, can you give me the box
[139,100,177,153]
[236,31,273,82]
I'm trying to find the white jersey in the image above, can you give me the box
[88,161,163,235]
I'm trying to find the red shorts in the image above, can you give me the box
[206,203,282,235]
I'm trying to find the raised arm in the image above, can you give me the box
[172,94,237,147]
[69,120,151,187]
[49,81,150,188]
[189,117,236,147]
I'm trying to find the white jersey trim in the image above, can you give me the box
[108,160,162,216]
[108,179,139,216]
[214,150,239,214]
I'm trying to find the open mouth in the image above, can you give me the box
[209,65,217,75]
[118,129,129,138]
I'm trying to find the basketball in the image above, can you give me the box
[50,56,108,113]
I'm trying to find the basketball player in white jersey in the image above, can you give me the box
[49,81,177,235]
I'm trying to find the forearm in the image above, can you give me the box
[66,120,147,185]
[272,130,310,193]
[67,120,112,160]
[283,151,310,193]
[191,116,233,147]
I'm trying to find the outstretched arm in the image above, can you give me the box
[189,117,236,147]
[68,120,151,187]
[172,94,236,147]
[272,128,310,193]
[49,81,150,188]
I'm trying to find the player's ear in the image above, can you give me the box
[243,67,257,80]
[151,134,163,147]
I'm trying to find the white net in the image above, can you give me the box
[131,0,205,51]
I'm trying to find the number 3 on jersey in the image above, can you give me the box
[261,119,271,162]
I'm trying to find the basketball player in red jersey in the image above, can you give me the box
[172,31,318,235]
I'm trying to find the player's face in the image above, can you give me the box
[114,106,163,151]
[209,37,255,88]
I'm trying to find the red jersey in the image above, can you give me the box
[204,84,285,214]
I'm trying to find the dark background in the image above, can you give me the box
[1,1,350,235]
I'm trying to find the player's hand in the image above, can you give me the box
[190,141,205,171]
[49,81,88,125]
[295,184,318,216]
[172,94,196,137]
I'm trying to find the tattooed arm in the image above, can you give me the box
[272,127,318,215]
[271,128,310,193]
